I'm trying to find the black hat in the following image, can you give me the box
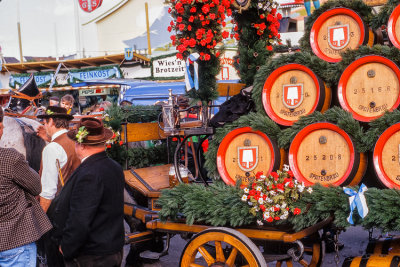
[37,106,74,120]
[67,118,113,145]
[17,74,40,97]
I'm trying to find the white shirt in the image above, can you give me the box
[39,129,69,200]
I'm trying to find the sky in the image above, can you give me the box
[0,0,77,59]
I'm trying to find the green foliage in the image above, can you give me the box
[158,181,400,232]
[204,112,281,179]
[127,142,175,169]
[232,2,275,86]
[252,52,333,115]
[364,110,400,150]
[300,0,373,53]
[370,0,400,29]
[158,181,255,227]
[278,107,368,152]
[106,143,127,167]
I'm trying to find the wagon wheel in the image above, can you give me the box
[180,227,267,267]
[276,232,324,267]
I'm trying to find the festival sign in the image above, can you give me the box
[9,72,55,88]
[68,65,122,84]
[78,0,103,13]
[151,53,185,79]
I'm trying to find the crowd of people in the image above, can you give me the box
[0,104,125,266]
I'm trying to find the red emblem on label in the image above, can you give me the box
[78,0,103,13]
[328,24,350,50]
[282,84,303,109]
[238,146,258,172]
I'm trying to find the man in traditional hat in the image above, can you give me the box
[36,106,80,212]
[0,107,52,266]
[49,118,124,266]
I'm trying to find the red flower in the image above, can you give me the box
[267,217,273,222]
[119,141,124,146]
[273,206,280,212]
[260,14,265,19]
[277,13,283,20]
[189,16,195,22]
[190,6,196,13]
[209,13,216,20]
[226,8,232,16]
[255,171,263,179]
[215,51,220,57]
[222,31,229,39]
[167,26,172,32]
[293,208,301,215]
[252,183,257,189]
[106,144,111,149]
[249,190,255,196]
[271,172,279,180]
[287,170,294,177]
[204,54,211,61]
[168,7,172,13]
[177,16,182,23]
[202,4,210,14]
[260,205,266,212]
[175,2,182,10]
[187,25,192,31]
[276,184,284,191]
[267,45,273,51]
[274,216,280,221]
[178,24,185,31]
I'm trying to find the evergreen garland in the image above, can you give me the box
[278,107,368,152]
[299,0,373,53]
[251,52,333,115]
[204,112,281,179]
[158,182,400,232]
[364,110,400,151]
[327,45,400,87]
[231,1,277,86]
[370,0,400,29]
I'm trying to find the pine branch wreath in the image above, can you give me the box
[364,110,400,151]
[251,52,333,116]
[370,0,400,29]
[278,107,368,152]
[299,0,373,54]
[327,45,400,88]
[204,112,281,179]
[158,181,400,232]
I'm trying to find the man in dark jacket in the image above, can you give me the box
[0,107,53,266]
[49,118,124,266]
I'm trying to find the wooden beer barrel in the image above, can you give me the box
[338,55,400,122]
[216,127,285,186]
[366,236,400,255]
[262,63,331,126]
[388,4,400,49]
[288,122,367,186]
[342,254,400,267]
[310,7,374,63]
[373,123,400,189]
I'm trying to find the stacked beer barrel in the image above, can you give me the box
[206,0,400,191]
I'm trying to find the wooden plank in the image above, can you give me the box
[121,122,166,142]
[124,164,171,198]
[217,82,245,97]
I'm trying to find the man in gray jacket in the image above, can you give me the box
[0,108,52,266]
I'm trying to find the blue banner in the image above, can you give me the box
[68,66,122,84]
[9,73,54,88]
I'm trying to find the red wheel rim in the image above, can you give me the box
[262,63,322,126]
[337,55,400,122]
[289,122,355,186]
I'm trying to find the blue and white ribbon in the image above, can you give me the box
[343,184,369,225]
[184,52,200,91]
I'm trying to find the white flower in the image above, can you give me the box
[254,207,259,212]
[266,197,273,203]
[285,182,290,187]
[241,195,247,201]
[257,3,263,8]
[307,187,313,194]
[269,207,275,212]
[257,220,264,226]
[280,214,288,220]
[284,210,289,216]
[256,186,262,192]
[275,204,280,208]
[283,164,290,171]
[248,201,253,206]
[281,202,287,209]
[244,188,249,194]
[258,198,264,205]
[263,212,270,220]
[270,191,276,196]
[259,175,267,180]
[298,183,305,193]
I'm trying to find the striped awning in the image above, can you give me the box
[40,84,120,92]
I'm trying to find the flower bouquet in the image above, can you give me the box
[241,166,313,226]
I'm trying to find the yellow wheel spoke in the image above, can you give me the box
[226,247,238,266]
[241,265,250,267]
[189,264,205,267]
[198,245,215,266]
[286,260,294,267]
[299,259,309,267]
[215,241,226,262]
